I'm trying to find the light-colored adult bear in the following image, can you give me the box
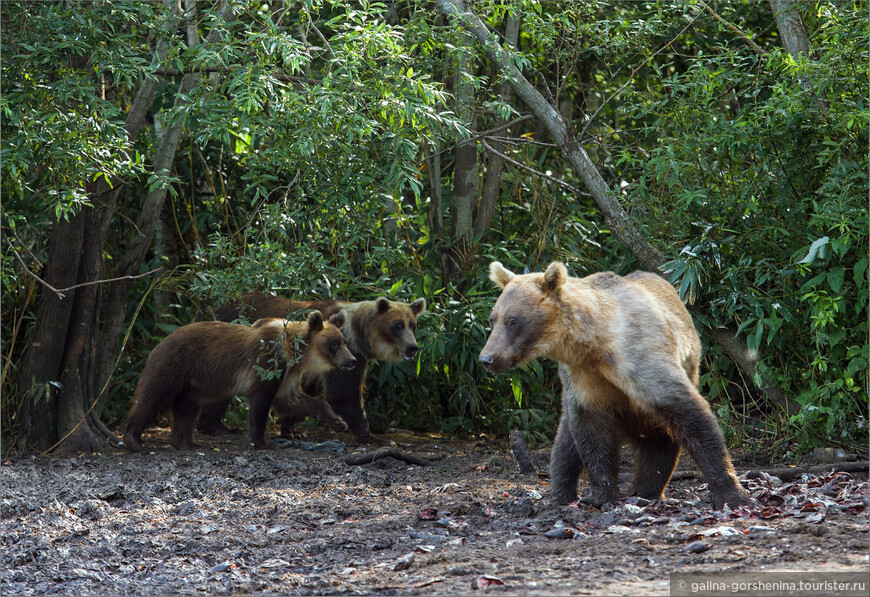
[479,261,752,510]
[123,311,356,452]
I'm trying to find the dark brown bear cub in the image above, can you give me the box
[123,310,355,452]
[204,293,426,443]
[479,261,752,511]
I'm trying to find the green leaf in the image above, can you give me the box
[826,266,846,294]
[798,236,830,265]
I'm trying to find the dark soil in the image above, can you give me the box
[2,427,868,596]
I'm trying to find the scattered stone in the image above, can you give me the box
[683,541,710,554]
[393,553,415,571]
[544,527,575,539]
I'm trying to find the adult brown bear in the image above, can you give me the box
[202,293,426,443]
[479,261,752,510]
[123,310,355,452]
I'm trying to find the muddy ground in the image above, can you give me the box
[2,426,868,596]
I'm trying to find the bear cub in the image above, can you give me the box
[203,293,426,443]
[123,310,355,451]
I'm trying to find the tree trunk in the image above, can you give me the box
[474,9,520,242]
[423,139,449,282]
[433,0,795,414]
[769,0,811,59]
[768,0,826,116]
[450,30,478,282]
[16,215,83,451]
[14,1,234,453]
[54,202,110,453]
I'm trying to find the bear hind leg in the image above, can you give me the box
[630,430,681,500]
[652,383,752,510]
[124,379,180,452]
[196,398,236,435]
[170,394,201,450]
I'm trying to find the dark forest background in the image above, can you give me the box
[2,0,867,457]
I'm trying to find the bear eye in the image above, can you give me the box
[410,322,416,332]
[507,318,519,328]
[392,322,404,334]
[329,339,339,352]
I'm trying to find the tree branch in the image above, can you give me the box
[10,246,162,301]
[480,137,589,198]
[153,66,321,85]
[700,1,768,57]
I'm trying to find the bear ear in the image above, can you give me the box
[410,298,426,316]
[489,261,515,289]
[376,297,391,314]
[542,262,567,293]
[307,310,324,332]
[329,309,347,329]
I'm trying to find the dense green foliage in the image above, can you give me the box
[2,0,866,455]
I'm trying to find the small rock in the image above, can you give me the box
[622,503,644,518]
[745,526,776,534]
[211,561,231,573]
[473,575,505,590]
[683,541,710,554]
[698,526,739,537]
[418,508,438,521]
[813,447,847,463]
[544,527,575,539]
[409,530,449,543]
[393,553,415,571]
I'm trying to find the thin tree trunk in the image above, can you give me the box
[423,139,449,282]
[474,9,520,242]
[433,0,795,414]
[433,0,663,269]
[769,0,811,59]
[54,202,108,453]
[450,30,478,282]
[768,0,826,116]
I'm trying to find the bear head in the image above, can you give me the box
[478,261,567,374]
[366,297,427,362]
[296,310,357,372]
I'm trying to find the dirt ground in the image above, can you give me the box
[2,426,868,596]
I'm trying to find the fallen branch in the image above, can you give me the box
[667,461,869,483]
[344,447,432,466]
[742,461,869,482]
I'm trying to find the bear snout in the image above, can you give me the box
[341,357,358,370]
[478,353,509,374]
[403,344,418,359]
